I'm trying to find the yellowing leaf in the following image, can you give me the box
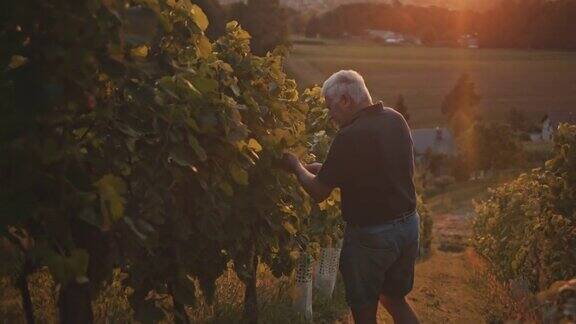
[196,35,212,58]
[279,205,289,213]
[273,129,290,143]
[247,139,262,152]
[98,73,109,81]
[282,221,297,235]
[226,21,239,30]
[218,62,234,73]
[236,28,251,41]
[292,146,307,157]
[8,55,28,70]
[130,45,149,58]
[95,174,127,222]
[303,199,312,215]
[190,4,209,31]
[229,164,249,185]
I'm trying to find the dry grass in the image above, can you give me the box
[0,262,349,324]
[0,271,59,324]
[466,249,541,323]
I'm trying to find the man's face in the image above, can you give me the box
[326,94,353,127]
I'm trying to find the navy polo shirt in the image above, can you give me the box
[317,102,416,226]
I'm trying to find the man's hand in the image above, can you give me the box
[282,152,301,174]
[281,153,333,202]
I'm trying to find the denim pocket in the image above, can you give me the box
[355,229,395,251]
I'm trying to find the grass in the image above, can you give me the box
[285,40,576,129]
[425,170,520,214]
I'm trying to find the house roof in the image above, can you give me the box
[411,127,456,155]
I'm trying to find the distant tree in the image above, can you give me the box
[441,73,481,136]
[507,107,527,132]
[457,122,524,172]
[305,15,320,38]
[194,0,226,39]
[229,0,290,55]
[302,0,576,50]
[422,149,448,176]
[394,94,410,122]
[285,8,316,36]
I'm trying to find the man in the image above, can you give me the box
[283,70,420,324]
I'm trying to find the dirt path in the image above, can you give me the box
[338,212,487,323]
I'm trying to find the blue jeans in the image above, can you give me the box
[339,211,420,309]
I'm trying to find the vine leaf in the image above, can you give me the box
[229,164,249,185]
[8,55,28,70]
[282,221,297,235]
[130,45,149,58]
[45,249,90,285]
[248,138,263,152]
[196,35,212,58]
[190,4,209,32]
[95,174,127,223]
[188,134,207,161]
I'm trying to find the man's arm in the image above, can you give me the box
[304,162,323,175]
[284,155,333,202]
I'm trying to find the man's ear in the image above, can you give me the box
[340,94,351,108]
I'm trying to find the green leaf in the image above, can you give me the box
[95,175,127,222]
[45,249,90,286]
[219,181,234,196]
[78,207,101,228]
[46,254,69,285]
[188,134,207,161]
[229,164,249,185]
[68,249,90,279]
[192,76,218,93]
[169,146,195,166]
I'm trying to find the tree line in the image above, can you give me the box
[306,0,576,50]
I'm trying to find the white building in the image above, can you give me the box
[411,127,456,157]
[542,112,576,141]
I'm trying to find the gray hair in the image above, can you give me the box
[321,70,372,106]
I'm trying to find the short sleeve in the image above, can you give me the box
[317,133,349,188]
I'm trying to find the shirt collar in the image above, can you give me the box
[347,101,384,125]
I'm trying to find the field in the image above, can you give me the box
[286,40,576,128]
